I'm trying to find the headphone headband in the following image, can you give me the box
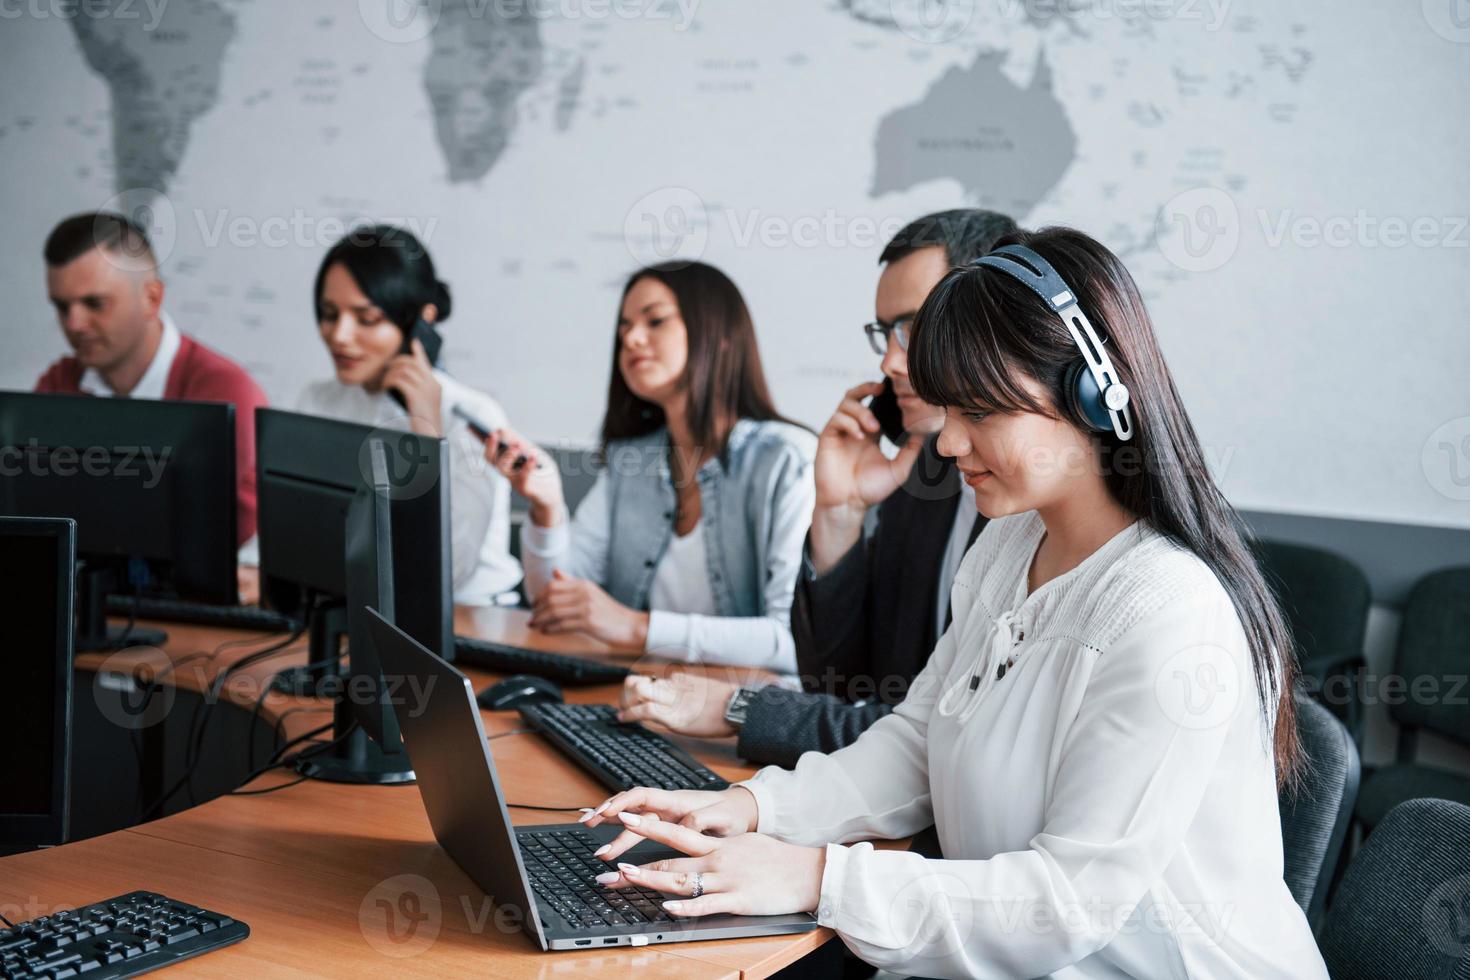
[971,244,1135,441]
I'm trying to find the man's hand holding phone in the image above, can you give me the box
[809,380,924,575]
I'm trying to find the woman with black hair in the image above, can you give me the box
[486,261,815,671]
[297,224,520,604]
[579,228,1327,979]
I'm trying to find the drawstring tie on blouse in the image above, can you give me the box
[938,609,1017,722]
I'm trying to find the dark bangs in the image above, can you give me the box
[907,264,1055,418]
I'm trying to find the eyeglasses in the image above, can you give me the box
[863,315,915,356]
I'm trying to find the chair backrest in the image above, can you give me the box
[1253,538,1371,729]
[1279,692,1361,928]
[1318,797,1470,980]
[1254,538,1372,673]
[1391,568,1470,746]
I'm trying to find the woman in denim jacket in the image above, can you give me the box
[486,262,815,672]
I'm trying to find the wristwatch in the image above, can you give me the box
[724,687,759,729]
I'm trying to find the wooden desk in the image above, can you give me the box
[4,609,833,978]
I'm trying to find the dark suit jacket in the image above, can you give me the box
[737,437,985,768]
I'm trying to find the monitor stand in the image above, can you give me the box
[298,718,415,785]
[274,602,414,785]
[75,563,167,652]
[269,603,347,697]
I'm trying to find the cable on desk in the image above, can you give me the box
[176,625,310,808]
[0,912,14,929]
[488,728,535,741]
[247,653,345,773]
[229,720,353,794]
[135,627,311,823]
[230,774,309,797]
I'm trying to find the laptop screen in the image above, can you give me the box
[364,608,548,949]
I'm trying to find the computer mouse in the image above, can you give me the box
[477,674,564,711]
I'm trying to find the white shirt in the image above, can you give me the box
[295,371,522,606]
[934,478,978,638]
[647,521,718,618]
[522,471,807,671]
[742,511,1327,980]
[78,311,181,398]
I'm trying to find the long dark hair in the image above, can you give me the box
[907,226,1302,786]
[314,224,452,334]
[600,262,797,461]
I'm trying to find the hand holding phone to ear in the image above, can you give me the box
[382,338,444,437]
[809,379,924,575]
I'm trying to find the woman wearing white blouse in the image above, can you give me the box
[579,228,1328,979]
[296,225,521,605]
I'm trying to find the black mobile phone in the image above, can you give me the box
[449,404,531,469]
[867,377,907,444]
[389,317,444,409]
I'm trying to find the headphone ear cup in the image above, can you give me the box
[1064,360,1113,433]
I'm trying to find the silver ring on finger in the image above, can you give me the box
[690,872,704,899]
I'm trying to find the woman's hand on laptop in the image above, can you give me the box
[580,786,757,859]
[589,812,825,918]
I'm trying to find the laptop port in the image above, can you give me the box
[574,940,591,946]
[604,938,617,945]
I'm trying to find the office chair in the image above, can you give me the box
[1317,797,1470,979]
[1279,691,1360,930]
[1353,568,1470,832]
[1253,539,1372,740]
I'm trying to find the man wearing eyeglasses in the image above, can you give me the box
[617,209,1017,768]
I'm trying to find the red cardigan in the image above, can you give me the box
[34,334,268,545]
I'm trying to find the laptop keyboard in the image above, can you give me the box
[519,829,676,930]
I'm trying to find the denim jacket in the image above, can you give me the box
[523,419,816,670]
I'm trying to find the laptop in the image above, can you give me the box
[364,608,818,951]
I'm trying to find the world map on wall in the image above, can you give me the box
[69,0,1309,258]
[27,0,1322,451]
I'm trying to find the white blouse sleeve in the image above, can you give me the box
[774,589,1260,979]
[445,425,495,592]
[737,617,958,842]
[521,472,611,601]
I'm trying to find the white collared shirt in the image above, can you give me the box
[78,312,182,399]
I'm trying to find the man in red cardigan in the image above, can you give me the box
[34,212,268,569]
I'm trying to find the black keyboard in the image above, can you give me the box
[453,635,630,686]
[518,702,729,792]
[105,596,300,634]
[0,890,247,977]
[518,828,675,930]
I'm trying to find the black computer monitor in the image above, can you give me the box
[256,408,452,783]
[0,517,76,853]
[0,392,237,650]
[295,439,414,783]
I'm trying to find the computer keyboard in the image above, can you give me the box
[0,890,248,977]
[105,595,300,634]
[518,702,729,792]
[519,828,675,929]
[453,635,631,686]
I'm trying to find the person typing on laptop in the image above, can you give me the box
[583,228,1329,980]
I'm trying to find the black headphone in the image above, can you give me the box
[970,244,1135,441]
